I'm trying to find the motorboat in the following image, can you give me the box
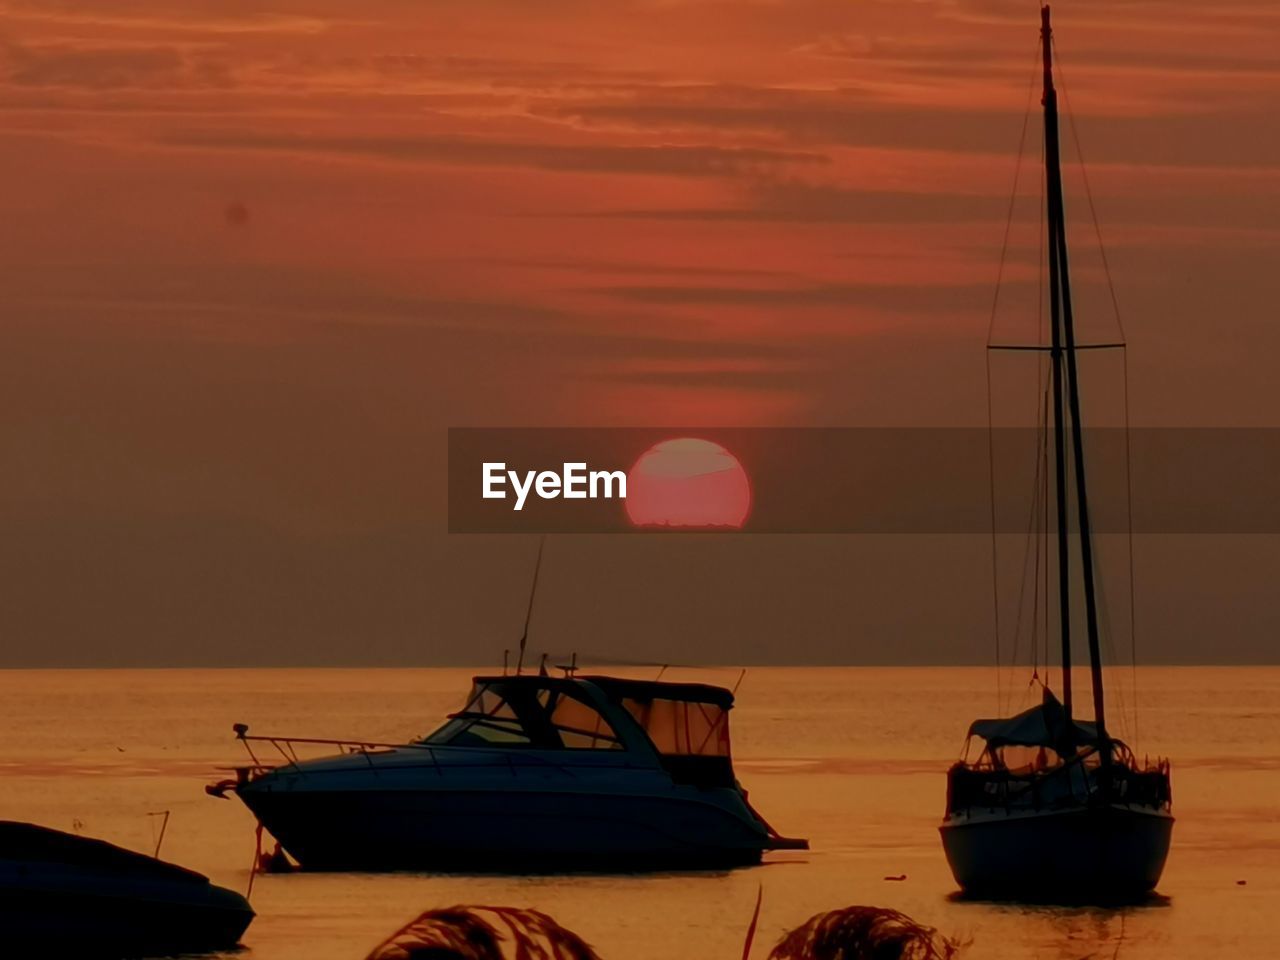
[209,673,807,871]
[0,820,254,957]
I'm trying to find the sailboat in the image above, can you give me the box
[939,5,1173,902]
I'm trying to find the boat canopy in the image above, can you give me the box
[588,677,733,759]
[968,690,1099,749]
[421,675,737,785]
[582,676,734,709]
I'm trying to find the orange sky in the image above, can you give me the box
[2,0,1279,665]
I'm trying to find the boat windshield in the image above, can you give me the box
[421,681,623,750]
[978,742,1076,773]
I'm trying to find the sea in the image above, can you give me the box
[1,666,1276,959]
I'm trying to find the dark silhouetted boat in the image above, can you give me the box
[209,673,807,871]
[0,820,254,957]
[939,5,1173,903]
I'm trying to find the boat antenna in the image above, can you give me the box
[502,648,510,676]
[515,535,546,676]
[147,809,171,858]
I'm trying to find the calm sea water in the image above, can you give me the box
[1,666,1276,959]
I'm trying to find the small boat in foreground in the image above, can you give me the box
[0,820,254,957]
[940,5,1173,903]
[209,673,807,871]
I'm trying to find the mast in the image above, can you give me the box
[1041,4,1108,739]
[1041,5,1073,720]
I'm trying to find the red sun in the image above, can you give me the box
[625,438,751,529]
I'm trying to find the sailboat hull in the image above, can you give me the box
[940,804,1172,902]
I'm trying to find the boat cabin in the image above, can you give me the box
[959,690,1099,773]
[419,675,738,788]
[947,690,1171,814]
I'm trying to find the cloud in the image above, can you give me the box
[581,180,1001,224]
[0,2,333,35]
[475,255,796,280]
[943,0,1280,33]
[535,88,1042,160]
[341,53,661,90]
[589,278,1003,315]
[540,84,1280,168]
[1,260,576,338]
[0,257,828,357]
[158,130,829,177]
[577,170,1280,232]
[590,362,812,391]
[0,39,234,90]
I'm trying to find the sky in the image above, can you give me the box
[2,0,1279,667]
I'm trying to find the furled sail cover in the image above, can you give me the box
[967,689,1099,749]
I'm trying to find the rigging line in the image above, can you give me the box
[1038,123,1050,678]
[1122,345,1141,751]
[1028,397,1044,680]
[987,34,1042,345]
[1005,446,1036,699]
[1028,424,1042,681]
[1052,36,1126,342]
[1002,463,1052,709]
[1094,533,1131,743]
[1056,37,1141,745]
[985,35,1040,714]
[986,350,1003,713]
[1007,402,1051,699]
[1042,408,1051,675]
[1029,382,1051,682]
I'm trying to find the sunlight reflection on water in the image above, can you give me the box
[0,666,1275,959]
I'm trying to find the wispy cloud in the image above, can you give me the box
[0,2,335,35]
[0,38,234,90]
[589,278,1005,314]
[158,129,829,176]
[580,180,1001,224]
